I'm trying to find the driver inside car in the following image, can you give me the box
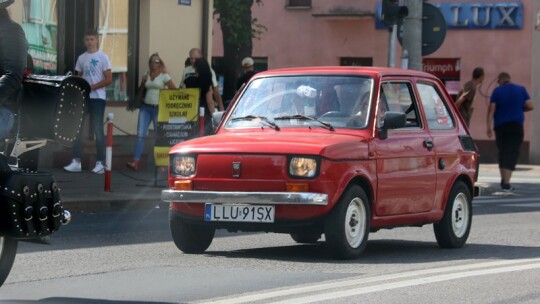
[316,83,340,116]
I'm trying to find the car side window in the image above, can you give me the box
[380,82,420,128]
[416,82,454,130]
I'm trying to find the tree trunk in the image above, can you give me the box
[219,1,254,101]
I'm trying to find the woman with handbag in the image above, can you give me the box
[127,53,176,171]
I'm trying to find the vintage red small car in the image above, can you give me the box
[161,67,479,259]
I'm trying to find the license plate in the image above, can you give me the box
[204,204,275,223]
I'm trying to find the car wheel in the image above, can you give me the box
[0,237,17,287]
[434,181,472,248]
[169,207,215,254]
[290,233,321,244]
[324,185,370,259]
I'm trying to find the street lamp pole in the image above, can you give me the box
[402,0,423,70]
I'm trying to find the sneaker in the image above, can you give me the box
[91,161,105,174]
[64,159,81,172]
[501,184,515,192]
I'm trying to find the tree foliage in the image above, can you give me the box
[214,0,265,101]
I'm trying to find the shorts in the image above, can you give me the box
[494,122,523,171]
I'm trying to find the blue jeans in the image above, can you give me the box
[133,104,158,160]
[73,98,106,162]
[0,106,14,140]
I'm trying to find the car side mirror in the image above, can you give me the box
[212,111,225,131]
[378,111,406,139]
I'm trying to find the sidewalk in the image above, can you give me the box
[47,163,540,213]
[50,167,167,213]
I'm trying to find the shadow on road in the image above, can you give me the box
[205,240,540,265]
[0,298,174,304]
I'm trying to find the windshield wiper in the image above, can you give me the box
[274,115,335,131]
[231,115,280,131]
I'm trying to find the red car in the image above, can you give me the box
[162,67,479,259]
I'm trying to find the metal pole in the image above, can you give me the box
[199,107,205,137]
[401,49,409,69]
[387,24,397,68]
[403,0,423,70]
[104,113,113,192]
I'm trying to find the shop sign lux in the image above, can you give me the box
[376,2,522,30]
[437,2,523,29]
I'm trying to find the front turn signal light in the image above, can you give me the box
[287,182,309,192]
[174,180,193,191]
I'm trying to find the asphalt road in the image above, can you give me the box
[1,192,539,303]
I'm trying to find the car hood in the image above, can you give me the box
[169,130,370,160]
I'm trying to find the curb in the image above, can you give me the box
[61,198,166,213]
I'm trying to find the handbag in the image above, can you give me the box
[127,80,146,112]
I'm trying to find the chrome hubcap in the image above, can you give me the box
[345,198,366,248]
[452,193,469,238]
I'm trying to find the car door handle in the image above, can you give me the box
[424,140,434,150]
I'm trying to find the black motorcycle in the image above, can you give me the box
[0,74,90,287]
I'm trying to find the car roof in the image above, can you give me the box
[254,66,438,81]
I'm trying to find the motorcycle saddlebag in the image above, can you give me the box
[19,74,90,147]
[0,169,64,239]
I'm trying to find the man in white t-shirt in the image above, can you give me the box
[64,29,112,174]
[180,48,224,111]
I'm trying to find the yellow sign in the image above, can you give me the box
[157,88,199,122]
[154,88,200,167]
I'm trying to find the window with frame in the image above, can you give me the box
[416,82,454,130]
[98,0,129,102]
[286,0,312,9]
[379,82,420,128]
[22,0,58,74]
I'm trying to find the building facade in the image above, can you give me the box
[9,0,214,167]
[212,0,540,164]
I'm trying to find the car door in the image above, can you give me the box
[415,80,459,208]
[373,80,437,216]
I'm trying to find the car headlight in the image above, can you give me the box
[171,155,196,177]
[289,157,318,178]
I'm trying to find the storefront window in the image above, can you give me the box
[21,0,58,74]
[98,0,129,102]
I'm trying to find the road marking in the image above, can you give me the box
[474,197,540,203]
[273,262,540,304]
[199,258,540,304]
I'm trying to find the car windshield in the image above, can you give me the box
[225,75,374,130]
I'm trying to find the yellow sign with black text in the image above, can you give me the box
[154,88,200,167]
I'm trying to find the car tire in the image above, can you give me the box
[169,207,215,254]
[0,237,17,287]
[434,181,472,248]
[290,233,321,244]
[324,185,370,259]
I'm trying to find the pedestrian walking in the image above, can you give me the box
[126,53,176,171]
[486,72,534,192]
[182,57,215,136]
[64,29,112,174]
[455,67,484,127]
[180,48,224,111]
[236,57,257,91]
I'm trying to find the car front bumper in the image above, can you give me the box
[161,190,328,206]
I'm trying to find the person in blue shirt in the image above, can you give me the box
[487,72,534,192]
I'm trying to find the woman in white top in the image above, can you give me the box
[127,53,175,171]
